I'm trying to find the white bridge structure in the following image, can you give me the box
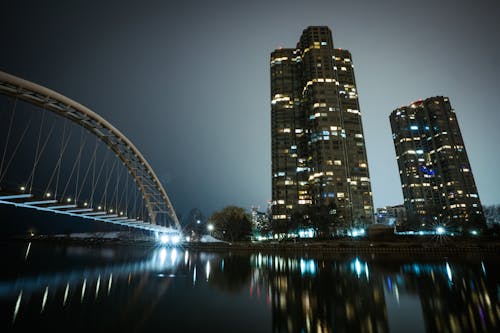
[0,70,181,239]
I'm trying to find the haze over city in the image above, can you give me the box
[1,0,499,218]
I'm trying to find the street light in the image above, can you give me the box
[436,226,445,235]
[207,224,214,232]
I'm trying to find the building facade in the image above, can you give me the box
[376,204,406,228]
[389,96,486,231]
[271,26,373,233]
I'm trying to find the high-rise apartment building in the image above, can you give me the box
[271,26,373,232]
[390,96,486,231]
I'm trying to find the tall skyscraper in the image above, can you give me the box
[390,96,486,232]
[271,26,373,233]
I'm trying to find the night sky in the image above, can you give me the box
[1,0,499,220]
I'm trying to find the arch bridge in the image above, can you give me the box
[0,70,181,238]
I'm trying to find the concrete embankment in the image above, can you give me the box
[4,236,500,255]
[183,240,500,255]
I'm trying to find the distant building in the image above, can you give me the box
[376,205,406,228]
[271,26,374,233]
[389,96,486,232]
[483,205,500,226]
[251,206,271,238]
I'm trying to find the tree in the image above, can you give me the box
[209,206,252,242]
[182,208,206,240]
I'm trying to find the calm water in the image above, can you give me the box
[0,241,499,332]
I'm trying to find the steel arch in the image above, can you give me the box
[0,70,181,230]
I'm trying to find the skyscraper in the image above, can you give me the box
[390,96,486,232]
[271,26,373,233]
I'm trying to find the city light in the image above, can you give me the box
[350,228,365,237]
[207,224,214,231]
[436,227,445,235]
[171,235,180,244]
[298,228,315,238]
[158,233,183,245]
[160,234,169,244]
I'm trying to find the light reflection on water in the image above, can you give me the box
[0,241,499,332]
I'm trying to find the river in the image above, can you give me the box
[1,241,499,332]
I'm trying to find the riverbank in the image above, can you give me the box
[4,234,500,255]
[184,238,500,255]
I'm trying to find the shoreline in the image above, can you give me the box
[3,236,499,255]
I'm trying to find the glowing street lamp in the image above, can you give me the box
[436,226,445,235]
[160,234,169,244]
[207,224,214,232]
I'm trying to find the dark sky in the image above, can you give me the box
[1,0,499,219]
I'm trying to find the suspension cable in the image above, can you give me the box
[0,97,18,180]
[60,130,87,201]
[90,148,109,208]
[55,122,68,198]
[44,122,72,198]
[0,118,33,184]
[76,138,99,202]
[27,113,56,193]
[100,158,118,211]
[74,127,85,201]
[28,110,45,192]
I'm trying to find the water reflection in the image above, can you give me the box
[1,242,499,332]
[250,253,500,333]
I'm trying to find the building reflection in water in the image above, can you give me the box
[1,242,499,332]
[250,254,388,332]
[249,253,500,333]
